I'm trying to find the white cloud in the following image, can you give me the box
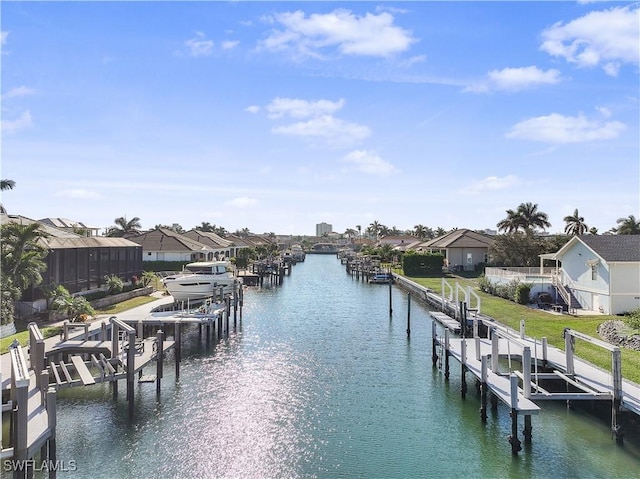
[1,110,33,134]
[1,31,8,44]
[225,197,258,208]
[222,40,239,50]
[342,150,397,176]
[259,9,416,58]
[467,66,562,93]
[3,86,37,99]
[463,175,522,194]
[246,105,260,114]
[540,5,639,76]
[266,97,345,119]
[54,189,101,199]
[506,112,626,143]
[185,32,214,57]
[272,115,370,146]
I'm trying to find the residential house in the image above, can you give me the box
[550,235,640,315]
[127,227,214,262]
[1,212,142,306]
[377,234,419,251]
[417,228,494,271]
[182,229,234,259]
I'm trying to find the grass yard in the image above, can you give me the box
[404,273,640,384]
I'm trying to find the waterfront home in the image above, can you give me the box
[550,235,640,315]
[415,228,494,272]
[126,227,216,262]
[486,235,640,315]
[1,211,142,310]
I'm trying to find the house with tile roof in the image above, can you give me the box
[550,235,640,315]
[182,229,236,259]
[416,228,495,272]
[126,227,217,262]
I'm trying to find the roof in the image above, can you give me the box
[38,217,100,230]
[182,229,232,248]
[556,235,640,262]
[47,237,140,249]
[0,213,138,249]
[420,228,495,249]
[126,227,211,252]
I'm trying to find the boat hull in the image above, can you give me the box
[163,276,241,301]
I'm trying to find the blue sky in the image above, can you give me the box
[1,1,638,236]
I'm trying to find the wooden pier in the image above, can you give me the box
[1,289,243,478]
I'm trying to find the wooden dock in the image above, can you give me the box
[432,316,638,454]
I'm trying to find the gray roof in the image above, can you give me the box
[182,229,232,248]
[127,227,211,252]
[579,235,640,262]
[420,228,495,249]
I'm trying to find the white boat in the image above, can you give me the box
[162,261,242,301]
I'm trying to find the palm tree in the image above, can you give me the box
[517,202,551,231]
[413,224,429,239]
[198,222,214,232]
[497,208,523,233]
[588,227,599,235]
[435,227,447,237]
[497,203,551,233]
[368,221,382,240]
[1,222,50,286]
[615,215,640,235]
[107,216,142,237]
[0,222,50,324]
[344,228,357,241]
[563,209,589,236]
[356,225,361,238]
[1,179,16,190]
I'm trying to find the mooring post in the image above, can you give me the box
[523,347,532,399]
[509,374,522,455]
[127,329,135,420]
[406,293,411,337]
[491,327,499,373]
[612,347,624,444]
[523,415,532,444]
[388,280,393,316]
[520,319,525,339]
[225,296,231,336]
[156,330,164,396]
[431,321,438,367]
[175,322,182,380]
[461,339,467,398]
[101,321,107,342]
[233,287,238,328]
[47,387,57,479]
[480,355,488,422]
[459,301,466,338]
[564,329,574,375]
[444,329,450,380]
[541,337,548,367]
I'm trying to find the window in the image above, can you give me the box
[591,264,597,281]
[466,253,473,264]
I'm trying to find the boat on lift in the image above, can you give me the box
[162,261,242,301]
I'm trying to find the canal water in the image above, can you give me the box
[34,255,639,478]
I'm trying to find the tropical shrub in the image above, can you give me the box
[624,308,640,331]
[104,274,124,295]
[514,283,533,305]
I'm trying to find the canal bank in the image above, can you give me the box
[6,254,638,478]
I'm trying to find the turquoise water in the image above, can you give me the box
[32,255,639,478]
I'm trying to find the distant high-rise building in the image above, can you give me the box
[316,222,332,236]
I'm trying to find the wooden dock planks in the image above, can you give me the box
[71,356,96,386]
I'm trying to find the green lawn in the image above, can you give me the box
[404,274,640,384]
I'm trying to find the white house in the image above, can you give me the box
[551,235,640,315]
